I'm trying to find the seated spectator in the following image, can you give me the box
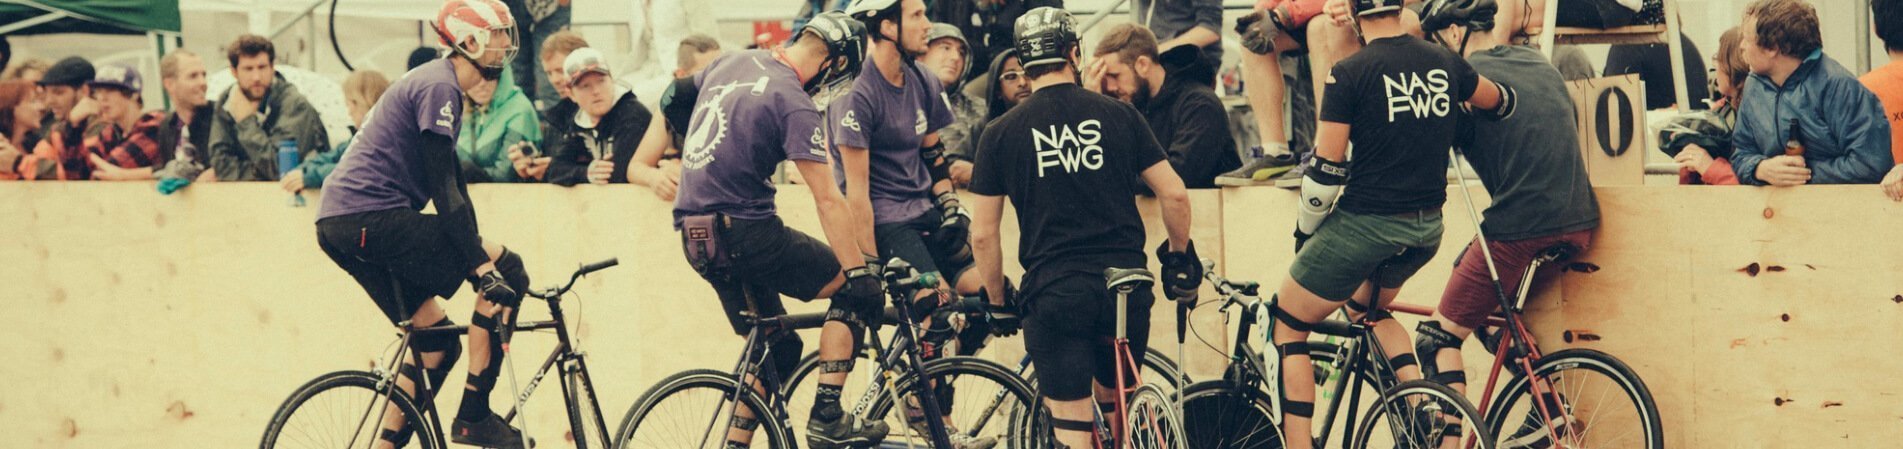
[1088,23,1239,188]
[1135,0,1223,69]
[922,23,982,182]
[1604,33,1710,110]
[545,48,657,186]
[508,30,588,182]
[1867,0,1903,200]
[1670,27,1749,185]
[0,80,43,179]
[928,0,1057,85]
[22,57,95,180]
[1731,0,1892,186]
[4,57,49,82]
[209,34,329,182]
[81,64,167,181]
[154,50,215,183]
[947,47,1028,187]
[287,69,391,196]
[457,68,542,183]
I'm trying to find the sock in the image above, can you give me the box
[813,383,844,422]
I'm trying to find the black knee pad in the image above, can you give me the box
[494,247,532,294]
[466,312,505,392]
[765,330,805,386]
[1415,321,1464,378]
[824,304,871,350]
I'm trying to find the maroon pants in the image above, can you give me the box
[1437,229,1593,330]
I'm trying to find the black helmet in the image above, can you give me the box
[1014,7,1077,69]
[1420,0,1498,35]
[799,11,867,95]
[1352,0,1405,17]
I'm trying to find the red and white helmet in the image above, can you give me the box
[433,0,518,69]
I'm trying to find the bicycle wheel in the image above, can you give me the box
[260,370,442,449]
[1019,347,1183,393]
[1124,384,1188,449]
[1484,348,1662,449]
[867,356,1047,449]
[1179,380,1280,449]
[614,369,791,449]
[564,363,612,449]
[1350,380,1496,449]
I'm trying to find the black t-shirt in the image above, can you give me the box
[1321,35,1479,215]
[969,83,1167,273]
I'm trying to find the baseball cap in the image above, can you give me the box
[563,47,612,82]
[88,63,143,93]
[38,56,95,87]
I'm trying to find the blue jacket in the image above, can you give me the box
[1731,51,1894,185]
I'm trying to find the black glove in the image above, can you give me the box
[935,192,971,247]
[472,270,521,308]
[1236,7,1282,55]
[1155,240,1203,303]
[1294,227,1314,254]
[983,283,1022,337]
[837,266,887,310]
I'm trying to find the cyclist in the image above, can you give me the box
[1413,1,1599,446]
[314,1,531,447]
[966,8,1201,448]
[1266,0,1514,448]
[670,11,889,449]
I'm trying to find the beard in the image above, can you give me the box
[1129,76,1154,110]
[241,83,268,102]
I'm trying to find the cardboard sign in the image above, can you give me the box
[1569,74,1647,186]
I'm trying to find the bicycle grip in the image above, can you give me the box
[579,258,619,276]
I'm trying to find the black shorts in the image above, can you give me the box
[684,215,843,335]
[1022,263,1154,401]
[317,208,479,325]
[873,209,971,284]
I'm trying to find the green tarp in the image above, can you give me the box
[0,0,182,35]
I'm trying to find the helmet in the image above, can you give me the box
[433,0,519,77]
[925,23,972,83]
[1352,0,1405,17]
[799,11,868,95]
[846,0,902,41]
[1014,7,1078,69]
[1420,0,1498,35]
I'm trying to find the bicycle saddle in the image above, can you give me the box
[1104,267,1156,291]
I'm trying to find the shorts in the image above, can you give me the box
[1256,0,1327,29]
[1290,209,1444,301]
[873,209,972,286]
[1022,263,1154,401]
[317,208,480,325]
[684,215,843,335]
[1438,229,1594,329]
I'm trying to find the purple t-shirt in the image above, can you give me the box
[318,59,464,219]
[673,50,830,226]
[827,58,955,224]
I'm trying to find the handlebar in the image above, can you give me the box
[1199,258,1261,307]
[527,257,621,300]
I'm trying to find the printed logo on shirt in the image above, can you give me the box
[809,126,828,156]
[436,99,456,129]
[1033,119,1104,177]
[842,110,862,132]
[914,107,927,135]
[1383,69,1452,122]
[683,80,748,170]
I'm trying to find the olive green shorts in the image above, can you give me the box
[1289,209,1444,301]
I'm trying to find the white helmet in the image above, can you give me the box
[432,0,518,79]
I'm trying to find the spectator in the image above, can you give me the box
[1603,33,1710,110]
[927,0,1061,84]
[407,47,440,71]
[1670,27,1749,185]
[544,48,658,186]
[208,34,330,182]
[1867,0,1903,199]
[502,0,573,110]
[1731,0,1892,186]
[661,34,722,147]
[922,23,982,180]
[1088,23,1239,188]
[509,30,588,181]
[947,47,1028,187]
[4,57,50,82]
[1134,0,1224,68]
[292,69,392,195]
[81,64,168,181]
[0,80,44,179]
[22,57,95,180]
[457,68,542,183]
[1225,0,1362,186]
[154,50,216,183]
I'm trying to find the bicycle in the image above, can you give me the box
[614,258,1045,449]
[1093,267,1187,449]
[260,258,623,449]
[1179,259,1496,449]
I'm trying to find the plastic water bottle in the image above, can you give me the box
[276,139,305,207]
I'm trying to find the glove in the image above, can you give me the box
[838,266,887,310]
[1155,240,1203,303]
[1236,7,1282,55]
[472,270,521,308]
[983,283,1022,337]
[157,177,192,195]
[1294,227,1314,254]
[935,192,971,247]
[863,254,885,279]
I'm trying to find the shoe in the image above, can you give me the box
[450,413,534,448]
[1500,398,1574,449]
[1272,151,1312,189]
[1215,150,1299,186]
[808,412,890,449]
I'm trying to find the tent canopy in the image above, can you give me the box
[0,0,182,36]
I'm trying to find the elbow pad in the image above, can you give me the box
[922,141,952,183]
[1297,156,1347,235]
[1475,80,1517,121]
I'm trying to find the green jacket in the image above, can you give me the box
[301,132,350,188]
[208,74,330,181]
[457,68,542,183]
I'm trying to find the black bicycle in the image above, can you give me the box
[1180,259,1496,449]
[615,259,1045,449]
[260,258,622,449]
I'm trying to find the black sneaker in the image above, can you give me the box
[1501,403,1574,449]
[450,413,533,449]
[807,412,889,449]
[1215,150,1299,186]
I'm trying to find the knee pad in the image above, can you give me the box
[945,241,973,268]
[824,302,873,350]
[921,141,952,183]
[1271,340,1316,419]
[765,330,805,386]
[467,312,505,392]
[1415,321,1467,385]
[494,247,532,294]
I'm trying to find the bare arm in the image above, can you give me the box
[797,159,869,268]
[628,111,672,186]
[1315,121,1350,164]
[970,192,1008,305]
[1139,161,1192,251]
[839,144,879,256]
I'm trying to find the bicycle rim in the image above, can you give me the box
[261,371,440,449]
[1352,380,1496,449]
[1485,349,1662,449]
[1179,380,1282,449]
[615,369,789,449]
[1124,384,1187,449]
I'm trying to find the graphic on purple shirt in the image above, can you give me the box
[319,59,464,219]
[827,57,955,225]
[673,50,830,227]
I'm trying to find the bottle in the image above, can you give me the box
[1783,120,1805,158]
[276,139,305,207]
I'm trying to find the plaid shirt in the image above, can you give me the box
[79,111,168,179]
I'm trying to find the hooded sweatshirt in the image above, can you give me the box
[1142,44,1238,189]
[457,68,543,182]
[953,48,1023,162]
[207,72,330,181]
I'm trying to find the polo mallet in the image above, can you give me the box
[497,305,534,449]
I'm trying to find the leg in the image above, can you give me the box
[1346,282,1422,383]
[1270,280,1349,449]
[1241,37,1300,155]
[1022,273,1103,448]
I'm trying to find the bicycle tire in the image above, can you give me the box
[613,369,791,449]
[867,356,1047,449]
[260,370,442,449]
[565,365,611,449]
[1350,380,1496,449]
[1124,384,1188,449]
[1180,379,1282,449]
[1483,348,1663,449]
